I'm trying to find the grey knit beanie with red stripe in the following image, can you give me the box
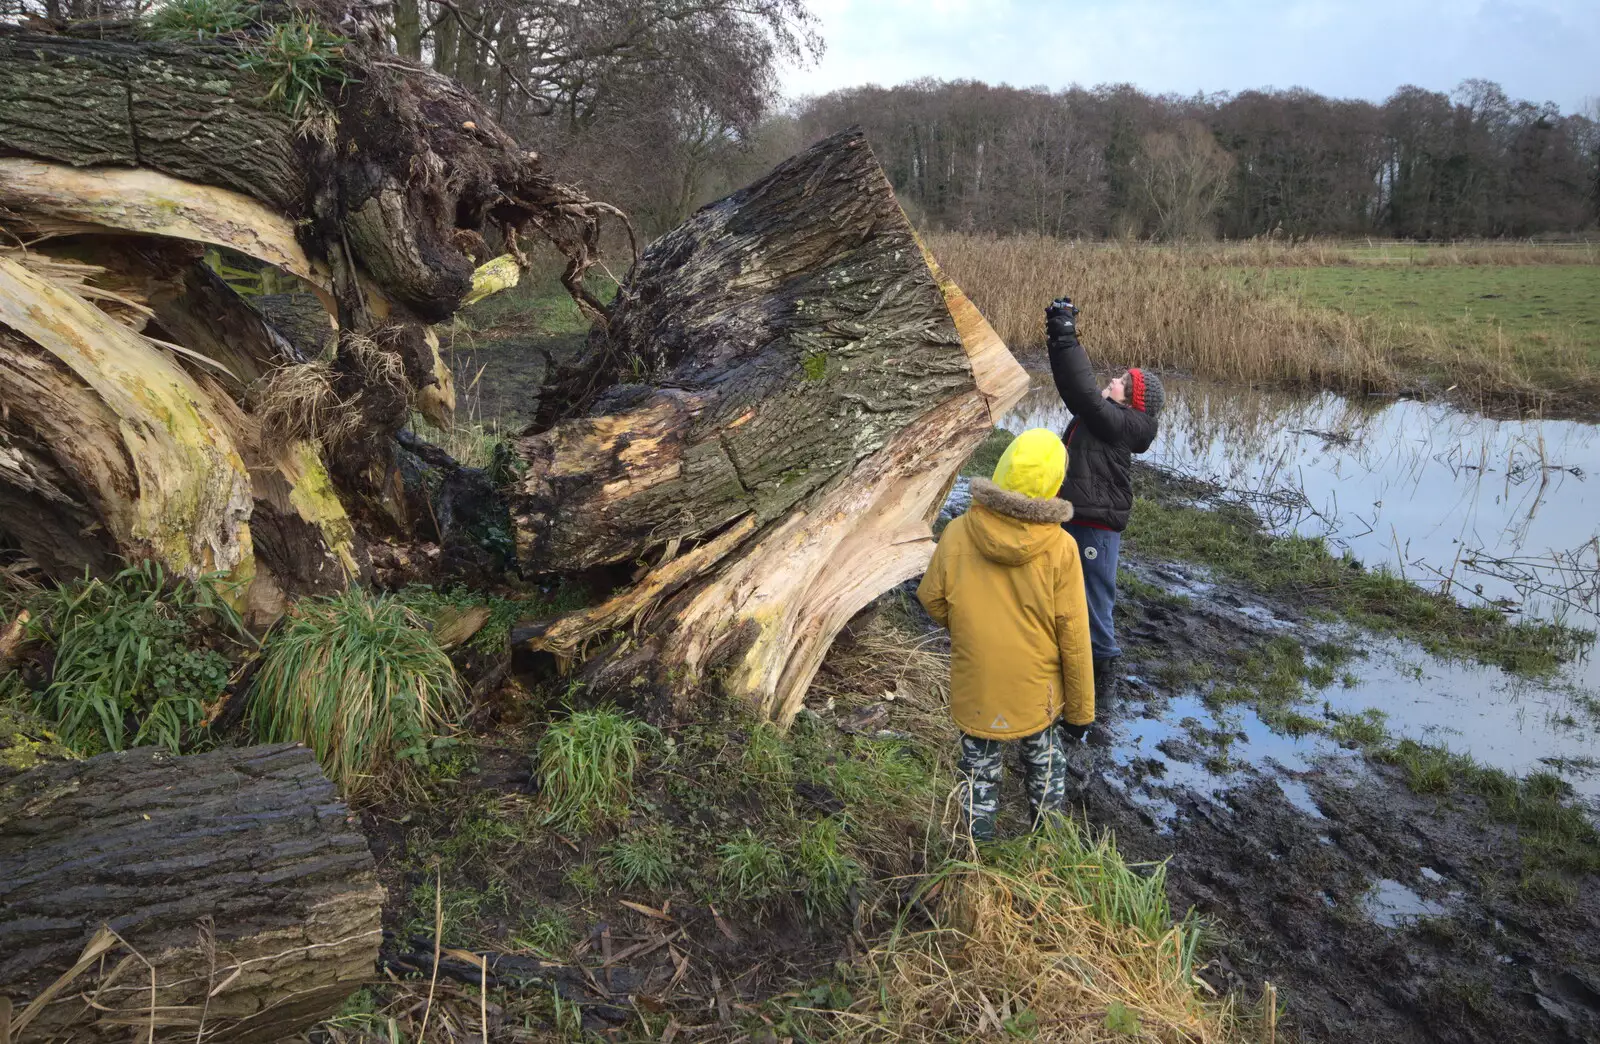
[1127,368,1164,417]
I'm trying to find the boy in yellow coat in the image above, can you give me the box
[918,428,1096,841]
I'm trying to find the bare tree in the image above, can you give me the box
[1135,121,1234,240]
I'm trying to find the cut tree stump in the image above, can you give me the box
[0,743,382,1043]
[512,130,1027,724]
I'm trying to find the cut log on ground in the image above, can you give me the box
[0,742,382,1043]
[513,130,1028,724]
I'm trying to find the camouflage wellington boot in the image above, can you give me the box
[956,734,1003,842]
[1019,725,1069,829]
[1093,656,1121,709]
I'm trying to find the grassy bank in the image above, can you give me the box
[930,234,1600,409]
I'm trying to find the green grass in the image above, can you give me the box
[24,562,248,756]
[454,271,616,336]
[985,819,1198,951]
[240,17,352,118]
[1376,739,1600,900]
[794,817,862,921]
[250,587,460,796]
[602,825,680,893]
[1243,263,1600,398]
[536,706,654,832]
[739,722,794,785]
[1327,707,1390,746]
[1262,265,1600,356]
[511,907,577,958]
[144,0,256,39]
[1124,483,1587,675]
[718,830,789,905]
[1375,739,1470,795]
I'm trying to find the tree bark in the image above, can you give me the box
[0,743,382,1043]
[513,130,1027,723]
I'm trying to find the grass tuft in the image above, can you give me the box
[789,817,1241,1042]
[537,706,654,831]
[250,587,460,796]
[794,817,861,921]
[718,830,789,905]
[144,0,255,39]
[602,826,679,893]
[240,17,352,118]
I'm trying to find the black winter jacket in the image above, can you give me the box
[1047,330,1158,532]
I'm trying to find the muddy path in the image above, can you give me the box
[1046,555,1600,1044]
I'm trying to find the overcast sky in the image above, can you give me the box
[780,0,1599,114]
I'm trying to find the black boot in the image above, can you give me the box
[1092,656,1120,708]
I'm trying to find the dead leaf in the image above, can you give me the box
[620,900,674,922]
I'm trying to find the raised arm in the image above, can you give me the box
[1045,298,1151,448]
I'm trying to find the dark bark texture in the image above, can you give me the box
[0,743,382,1043]
[513,129,977,573]
[0,27,621,327]
[0,33,304,210]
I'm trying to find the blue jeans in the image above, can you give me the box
[1064,523,1121,659]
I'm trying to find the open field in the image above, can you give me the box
[930,235,1600,411]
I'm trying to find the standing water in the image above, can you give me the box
[997,376,1600,800]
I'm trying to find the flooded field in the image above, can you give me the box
[1005,377,1600,632]
[1001,376,1600,802]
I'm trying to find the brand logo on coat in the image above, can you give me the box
[990,713,1009,730]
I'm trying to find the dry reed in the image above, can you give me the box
[807,825,1257,1044]
[929,234,1597,408]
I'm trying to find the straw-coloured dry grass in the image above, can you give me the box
[930,234,1600,409]
[802,820,1259,1043]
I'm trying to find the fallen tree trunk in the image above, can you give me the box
[513,130,1027,723]
[0,24,615,598]
[0,20,1022,728]
[0,742,382,1043]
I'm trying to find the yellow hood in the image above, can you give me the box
[991,428,1066,500]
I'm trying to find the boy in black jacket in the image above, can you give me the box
[1043,297,1164,704]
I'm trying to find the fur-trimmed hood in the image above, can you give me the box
[964,478,1075,566]
[971,478,1074,524]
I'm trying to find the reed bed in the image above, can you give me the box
[929,234,1599,409]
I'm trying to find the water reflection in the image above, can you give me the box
[1004,375,1600,653]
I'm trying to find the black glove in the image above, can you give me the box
[1045,297,1079,341]
[1060,721,1090,744]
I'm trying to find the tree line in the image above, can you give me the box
[6,0,1596,240]
[795,79,1600,240]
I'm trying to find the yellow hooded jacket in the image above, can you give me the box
[917,430,1096,738]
